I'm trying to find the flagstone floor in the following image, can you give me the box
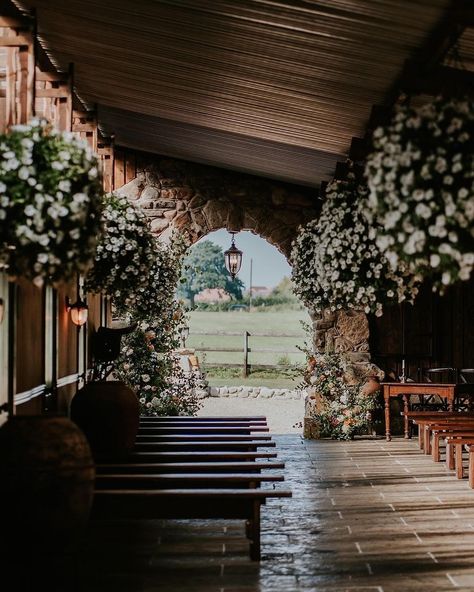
[75,436,474,592]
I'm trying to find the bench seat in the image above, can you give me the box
[91,487,292,560]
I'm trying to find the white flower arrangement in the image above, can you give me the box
[291,172,419,316]
[85,193,156,310]
[366,96,474,291]
[0,119,103,286]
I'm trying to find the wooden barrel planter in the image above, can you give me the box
[71,380,139,460]
[0,415,95,558]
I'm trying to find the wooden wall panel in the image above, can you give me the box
[87,292,102,369]
[15,396,43,415]
[57,282,78,380]
[371,276,474,381]
[15,278,44,394]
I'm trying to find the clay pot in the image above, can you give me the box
[0,416,95,556]
[71,380,139,460]
[360,376,381,397]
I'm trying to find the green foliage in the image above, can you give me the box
[110,233,201,417]
[302,351,379,440]
[271,276,299,302]
[179,240,244,305]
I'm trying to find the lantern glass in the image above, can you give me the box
[70,306,88,327]
[224,234,243,279]
[67,297,88,327]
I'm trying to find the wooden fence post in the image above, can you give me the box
[243,331,250,377]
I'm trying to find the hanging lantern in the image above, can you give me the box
[224,232,243,280]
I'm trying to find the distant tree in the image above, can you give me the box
[179,240,244,306]
[271,276,298,302]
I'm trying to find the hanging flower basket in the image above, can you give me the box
[366,96,474,291]
[0,119,103,286]
[85,193,156,311]
[291,172,418,316]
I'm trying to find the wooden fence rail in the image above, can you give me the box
[189,330,303,377]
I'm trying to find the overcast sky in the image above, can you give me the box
[198,229,292,290]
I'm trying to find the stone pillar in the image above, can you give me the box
[304,308,384,438]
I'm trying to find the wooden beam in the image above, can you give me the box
[348,137,368,162]
[401,61,474,96]
[0,35,32,47]
[0,16,33,29]
[35,87,70,99]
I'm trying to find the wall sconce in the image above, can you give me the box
[66,296,88,327]
[224,232,243,280]
[0,298,4,325]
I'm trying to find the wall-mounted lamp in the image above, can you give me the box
[224,232,243,280]
[0,298,4,325]
[66,296,88,327]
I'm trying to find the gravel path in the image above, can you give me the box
[197,396,305,434]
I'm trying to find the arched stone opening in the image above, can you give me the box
[117,156,382,432]
[116,157,319,258]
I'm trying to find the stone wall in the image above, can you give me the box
[116,157,320,257]
[208,385,304,400]
[312,308,384,383]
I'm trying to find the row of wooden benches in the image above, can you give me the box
[405,411,474,487]
[91,415,292,560]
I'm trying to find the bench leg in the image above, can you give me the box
[246,502,261,561]
[469,451,474,488]
[418,426,424,450]
[432,433,441,462]
[455,444,464,479]
[424,426,431,455]
[446,442,455,470]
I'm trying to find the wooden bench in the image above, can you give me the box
[96,461,285,474]
[430,424,474,462]
[403,412,474,451]
[91,488,291,560]
[138,426,270,435]
[140,416,267,423]
[134,440,276,452]
[136,434,273,443]
[95,472,284,489]
[92,415,291,560]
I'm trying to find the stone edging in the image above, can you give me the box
[206,386,305,400]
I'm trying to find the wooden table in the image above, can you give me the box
[382,382,474,441]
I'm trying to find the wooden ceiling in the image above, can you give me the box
[18,0,452,186]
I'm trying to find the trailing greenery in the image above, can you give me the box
[0,119,103,286]
[112,233,201,416]
[85,193,156,311]
[291,169,418,317]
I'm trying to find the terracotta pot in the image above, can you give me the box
[0,416,95,556]
[360,376,381,397]
[71,380,139,460]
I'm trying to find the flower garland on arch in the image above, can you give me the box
[112,232,202,416]
[291,172,419,317]
[0,119,103,286]
[366,96,474,291]
[85,193,156,311]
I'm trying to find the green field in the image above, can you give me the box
[187,309,310,388]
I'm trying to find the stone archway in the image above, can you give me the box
[118,156,383,435]
[116,157,319,258]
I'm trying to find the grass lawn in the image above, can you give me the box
[187,309,310,388]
